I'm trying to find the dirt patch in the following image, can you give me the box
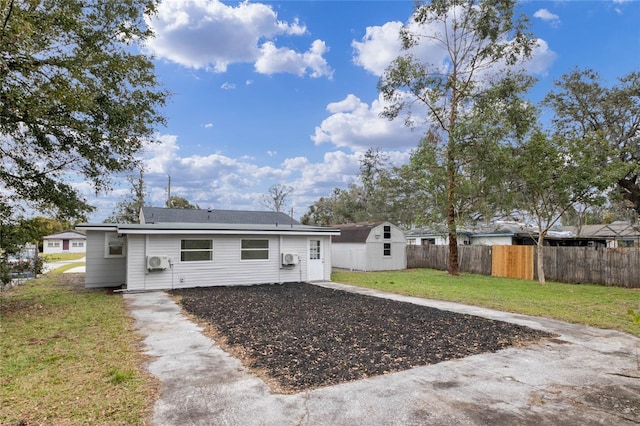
[171,282,554,393]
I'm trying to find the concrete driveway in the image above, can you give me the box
[124,282,640,426]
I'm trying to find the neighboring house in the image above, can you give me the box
[331,222,406,271]
[406,229,472,246]
[562,221,640,248]
[406,220,632,248]
[42,230,87,254]
[76,208,339,290]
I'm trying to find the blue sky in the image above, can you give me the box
[81,0,640,222]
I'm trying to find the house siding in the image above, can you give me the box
[125,234,330,291]
[84,231,126,288]
[332,243,368,271]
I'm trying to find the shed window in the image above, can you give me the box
[384,243,391,256]
[105,233,125,257]
[383,225,391,239]
[181,240,213,262]
[241,239,269,260]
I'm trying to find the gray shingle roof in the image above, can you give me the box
[140,207,301,226]
[331,222,384,243]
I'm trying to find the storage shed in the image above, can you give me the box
[77,208,339,290]
[331,222,406,271]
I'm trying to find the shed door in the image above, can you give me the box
[308,239,324,281]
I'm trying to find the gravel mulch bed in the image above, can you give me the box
[170,282,554,393]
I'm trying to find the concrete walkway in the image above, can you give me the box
[124,282,640,426]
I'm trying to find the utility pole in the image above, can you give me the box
[167,175,171,207]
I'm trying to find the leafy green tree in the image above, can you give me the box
[378,0,536,274]
[261,184,294,213]
[544,69,640,216]
[0,0,167,221]
[166,196,198,209]
[506,129,613,284]
[105,168,147,223]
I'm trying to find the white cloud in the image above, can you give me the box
[352,21,404,76]
[220,82,236,90]
[533,9,561,27]
[81,132,417,222]
[312,93,426,151]
[145,0,332,78]
[352,6,556,78]
[255,39,333,78]
[203,123,213,128]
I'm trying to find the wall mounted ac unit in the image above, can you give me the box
[147,255,170,271]
[281,253,299,266]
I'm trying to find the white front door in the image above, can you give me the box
[308,239,324,281]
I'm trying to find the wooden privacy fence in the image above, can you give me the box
[406,245,640,288]
[407,245,492,275]
[492,245,534,280]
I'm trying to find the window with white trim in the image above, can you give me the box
[383,225,391,239]
[241,239,269,260]
[72,241,84,247]
[181,239,213,262]
[105,232,125,257]
[47,241,60,247]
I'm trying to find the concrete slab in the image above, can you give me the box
[124,282,640,426]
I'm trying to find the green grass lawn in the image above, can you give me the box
[332,268,640,337]
[41,252,86,262]
[0,274,157,425]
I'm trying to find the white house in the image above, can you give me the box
[331,222,406,271]
[76,208,339,290]
[42,230,87,254]
[405,229,471,246]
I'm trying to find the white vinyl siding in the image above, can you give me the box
[84,231,126,288]
[123,234,331,290]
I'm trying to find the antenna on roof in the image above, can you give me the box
[290,207,294,227]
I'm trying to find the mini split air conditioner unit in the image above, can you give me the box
[281,253,299,266]
[147,255,170,271]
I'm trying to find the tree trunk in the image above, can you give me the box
[447,144,459,276]
[536,235,546,285]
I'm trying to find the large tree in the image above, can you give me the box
[378,0,536,274]
[166,196,198,209]
[261,184,294,213]
[105,168,147,223]
[0,0,167,221]
[544,69,640,217]
[506,128,613,284]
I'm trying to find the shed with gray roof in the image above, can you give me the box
[331,222,406,271]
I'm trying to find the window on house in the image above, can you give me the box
[384,243,391,256]
[383,225,391,239]
[72,241,84,247]
[47,241,60,247]
[241,239,269,260]
[105,233,125,257]
[181,240,213,261]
